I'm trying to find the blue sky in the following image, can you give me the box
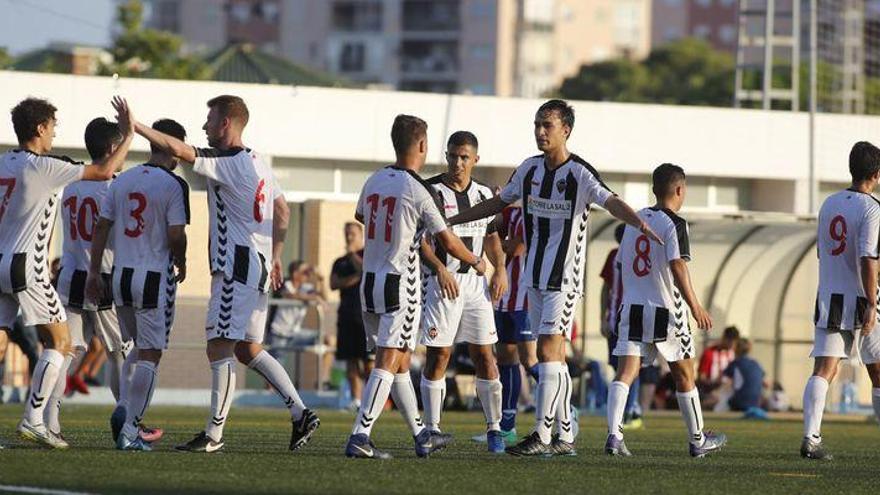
[0,0,115,55]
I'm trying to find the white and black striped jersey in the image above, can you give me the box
[618,207,690,343]
[0,149,83,294]
[100,164,190,308]
[356,166,448,314]
[57,178,115,310]
[814,188,880,331]
[496,206,528,312]
[499,154,614,293]
[425,175,496,276]
[193,147,282,293]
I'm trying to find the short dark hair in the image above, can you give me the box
[723,326,740,341]
[447,130,478,150]
[151,118,186,153]
[735,338,752,357]
[207,95,249,127]
[537,99,575,130]
[11,97,57,144]
[652,163,687,198]
[288,260,304,274]
[614,223,626,243]
[84,118,123,161]
[849,141,880,182]
[391,114,427,155]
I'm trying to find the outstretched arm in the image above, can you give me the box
[447,196,508,226]
[421,237,459,299]
[81,97,134,181]
[604,196,662,244]
[112,97,197,164]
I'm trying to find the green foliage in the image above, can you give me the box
[101,0,209,80]
[0,47,11,69]
[558,38,735,107]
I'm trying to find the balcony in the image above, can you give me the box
[400,41,459,78]
[402,0,460,32]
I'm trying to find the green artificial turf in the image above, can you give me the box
[0,405,877,494]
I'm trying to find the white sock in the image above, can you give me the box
[534,362,564,444]
[555,368,574,442]
[45,353,74,434]
[352,368,393,436]
[121,361,158,440]
[873,388,880,426]
[118,348,137,409]
[607,381,630,440]
[420,375,446,432]
[248,350,306,420]
[676,388,705,446]
[803,375,829,441]
[205,358,236,442]
[24,349,65,426]
[391,372,424,436]
[476,378,503,432]
[106,350,125,402]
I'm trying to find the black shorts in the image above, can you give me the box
[335,311,371,361]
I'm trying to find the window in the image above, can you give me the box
[333,1,383,32]
[340,43,366,72]
[719,24,737,44]
[693,24,711,39]
[230,2,251,22]
[696,0,713,7]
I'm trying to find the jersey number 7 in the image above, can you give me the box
[366,194,397,242]
[0,177,15,223]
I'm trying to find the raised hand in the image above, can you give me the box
[111,96,135,136]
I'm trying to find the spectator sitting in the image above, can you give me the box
[698,325,739,409]
[722,338,768,413]
[267,261,325,357]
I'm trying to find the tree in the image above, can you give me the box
[0,47,11,69]
[557,38,735,107]
[101,0,208,80]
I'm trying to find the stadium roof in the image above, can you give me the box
[202,43,358,88]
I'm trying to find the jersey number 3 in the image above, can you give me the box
[125,192,147,238]
[632,234,652,277]
[829,215,847,256]
[366,194,397,242]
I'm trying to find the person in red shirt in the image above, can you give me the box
[697,326,740,408]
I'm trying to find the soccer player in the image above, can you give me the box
[87,116,190,451]
[344,115,487,459]
[51,118,137,443]
[0,97,132,448]
[604,163,724,458]
[492,203,538,445]
[123,95,319,453]
[447,99,660,456]
[801,141,880,460]
[418,131,508,453]
[601,224,643,429]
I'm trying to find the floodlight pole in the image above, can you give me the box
[808,0,818,215]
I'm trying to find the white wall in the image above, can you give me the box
[2,70,878,212]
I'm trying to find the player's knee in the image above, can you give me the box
[233,343,257,365]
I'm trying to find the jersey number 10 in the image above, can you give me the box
[366,194,397,242]
[63,195,99,242]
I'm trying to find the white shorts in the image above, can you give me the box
[363,302,420,352]
[420,274,497,347]
[527,287,579,340]
[0,282,65,329]
[205,274,268,343]
[66,306,127,353]
[811,327,880,365]
[117,304,173,351]
[613,307,695,363]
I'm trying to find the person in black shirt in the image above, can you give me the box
[331,222,373,411]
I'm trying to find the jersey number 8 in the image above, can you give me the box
[632,234,652,277]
